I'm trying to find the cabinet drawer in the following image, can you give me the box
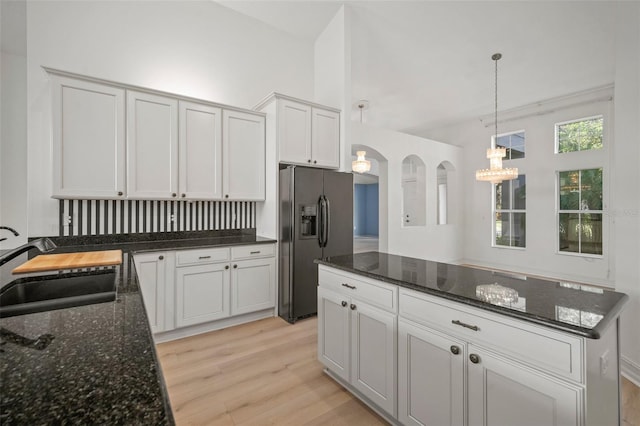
[318,266,397,313]
[399,289,584,383]
[176,247,229,266]
[231,244,275,260]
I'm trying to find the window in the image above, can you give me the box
[495,131,525,159]
[558,168,603,255]
[494,175,526,248]
[556,116,603,153]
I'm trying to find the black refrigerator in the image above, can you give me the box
[279,165,353,323]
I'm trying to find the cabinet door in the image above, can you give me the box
[311,107,340,168]
[178,101,222,200]
[127,91,178,199]
[317,287,350,382]
[468,345,582,426]
[175,263,230,327]
[398,319,465,426]
[230,257,275,315]
[133,253,167,333]
[222,110,265,200]
[350,300,397,416]
[278,99,311,165]
[51,76,125,198]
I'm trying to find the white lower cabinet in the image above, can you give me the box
[398,317,581,426]
[317,274,397,417]
[231,257,276,316]
[133,252,167,334]
[467,345,581,426]
[176,262,230,327]
[398,319,465,426]
[319,265,620,426]
[134,243,276,340]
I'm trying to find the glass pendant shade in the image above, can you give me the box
[352,151,371,174]
[475,148,518,184]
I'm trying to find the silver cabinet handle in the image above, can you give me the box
[452,320,479,332]
[469,354,480,364]
[341,301,347,307]
[450,345,460,355]
[341,283,356,290]
[199,256,211,259]
[250,251,261,254]
[158,255,164,260]
[350,304,356,310]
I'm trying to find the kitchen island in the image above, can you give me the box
[0,229,275,424]
[316,251,629,426]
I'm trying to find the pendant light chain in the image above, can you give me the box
[475,52,518,184]
[494,54,498,143]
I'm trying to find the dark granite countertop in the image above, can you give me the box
[316,251,628,339]
[1,229,275,424]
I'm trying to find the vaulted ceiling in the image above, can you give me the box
[218,1,618,137]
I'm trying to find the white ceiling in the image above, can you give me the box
[217,1,618,137]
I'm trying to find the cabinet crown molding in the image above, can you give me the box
[43,66,266,117]
[253,92,341,113]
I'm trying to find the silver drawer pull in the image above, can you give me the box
[250,251,261,254]
[452,320,479,332]
[199,256,211,259]
[341,283,356,290]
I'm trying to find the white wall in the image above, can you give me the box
[0,0,28,249]
[430,90,615,286]
[314,5,352,172]
[426,2,640,383]
[612,2,640,385]
[352,122,463,262]
[25,0,314,237]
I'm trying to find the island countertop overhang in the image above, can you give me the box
[315,251,629,339]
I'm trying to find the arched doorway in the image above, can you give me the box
[352,145,386,253]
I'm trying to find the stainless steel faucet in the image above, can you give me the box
[0,237,57,268]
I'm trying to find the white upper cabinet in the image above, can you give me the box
[127,91,179,199]
[258,93,340,169]
[178,101,222,200]
[223,110,266,200]
[49,71,266,201]
[51,76,126,199]
[278,99,312,164]
[311,107,340,168]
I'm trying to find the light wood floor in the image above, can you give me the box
[157,316,640,426]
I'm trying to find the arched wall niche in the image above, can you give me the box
[437,161,455,225]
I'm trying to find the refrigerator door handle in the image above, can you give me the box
[323,195,330,248]
[317,196,325,247]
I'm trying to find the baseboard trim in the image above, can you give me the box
[621,356,640,387]
[153,309,275,343]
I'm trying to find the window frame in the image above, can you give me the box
[556,168,604,258]
[554,114,604,154]
[493,129,526,160]
[492,175,526,250]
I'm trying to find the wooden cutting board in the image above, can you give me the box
[12,250,123,274]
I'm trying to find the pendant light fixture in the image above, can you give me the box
[476,53,518,184]
[352,101,372,174]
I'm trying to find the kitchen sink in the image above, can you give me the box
[0,270,117,318]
